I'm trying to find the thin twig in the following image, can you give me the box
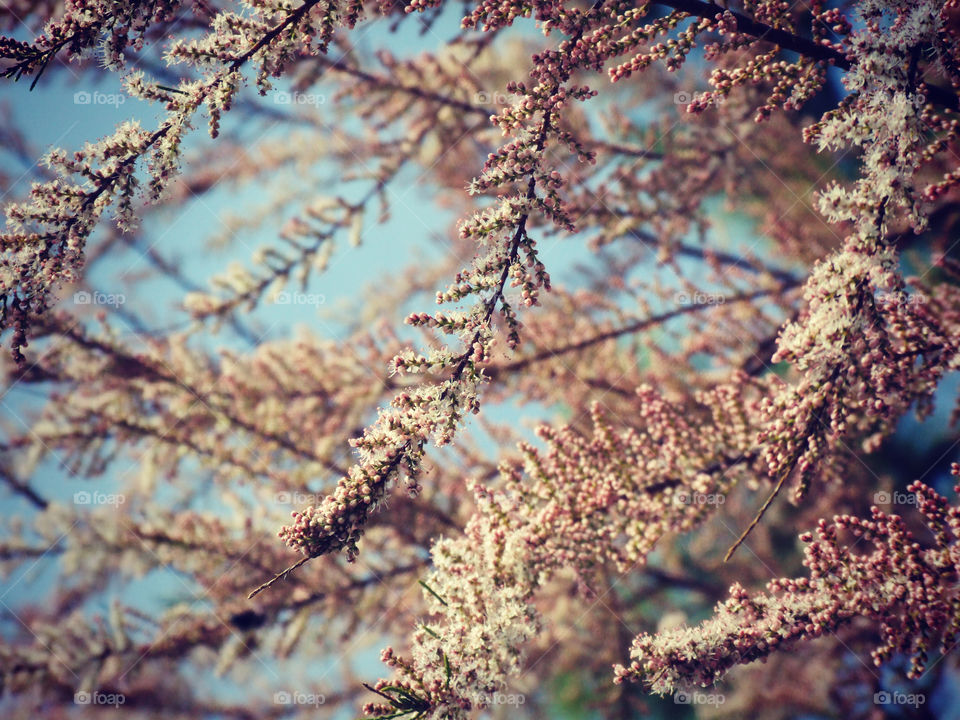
[247,555,312,598]
[724,470,790,561]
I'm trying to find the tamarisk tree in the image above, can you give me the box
[2,0,960,718]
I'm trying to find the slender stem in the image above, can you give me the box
[487,284,800,378]
[247,555,312,599]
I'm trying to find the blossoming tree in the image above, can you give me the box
[2,0,960,717]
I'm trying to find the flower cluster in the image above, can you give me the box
[757,250,958,505]
[1,0,364,364]
[0,0,181,80]
[806,0,946,230]
[364,384,759,718]
[615,470,960,693]
[1,120,153,364]
[276,0,618,566]
[729,0,960,550]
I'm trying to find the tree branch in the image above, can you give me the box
[653,0,960,111]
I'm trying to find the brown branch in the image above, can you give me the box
[228,0,324,72]
[652,0,960,111]
[315,56,490,116]
[247,555,313,599]
[486,284,801,379]
[657,0,848,65]
[0,460,47,509]
[724,330,849,561]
